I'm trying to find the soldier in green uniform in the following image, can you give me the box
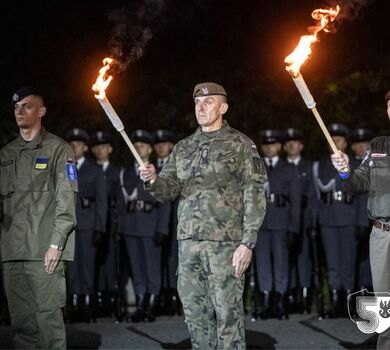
[139,82,267,349]
[0,86,77,349]
[331,90,390,349]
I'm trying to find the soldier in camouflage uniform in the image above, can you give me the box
[0,86,77,349]
[139,82,267,349]
[331,91,390,349]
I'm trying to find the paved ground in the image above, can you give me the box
[0,314,378,349]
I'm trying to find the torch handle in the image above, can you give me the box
[310,107,339,154]
[119,130,145,168]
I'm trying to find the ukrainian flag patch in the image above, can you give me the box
[34,157,49,170]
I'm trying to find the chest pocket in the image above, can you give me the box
[0,159,16,197]
[176,147,197,181]
[28,156,51,192]
[370,157,390,191]
[214,150,240,183]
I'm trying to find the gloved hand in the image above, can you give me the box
[355,226,369,242]
[153,232,167,247]
[93,231,105,246]
[284,231,300,250]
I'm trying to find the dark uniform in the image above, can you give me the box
[0,86,77,349]
[91,131,121,315]
[313,123,357,315]
[153,129,181,314]
[284,128,317,313]
[117,130,170,322]
[65,128,107,318]
[349,128,373,291]
[256,129,301,319]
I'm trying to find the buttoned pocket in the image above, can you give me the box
[370,158,390,192]
[0,159,16,197]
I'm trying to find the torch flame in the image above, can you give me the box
[92,57,114,99]
[285,5,340,77]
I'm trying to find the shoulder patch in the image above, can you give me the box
[66,160,78,181]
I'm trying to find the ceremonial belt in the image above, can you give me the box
[373,220,390,232]
[320,191,354,205]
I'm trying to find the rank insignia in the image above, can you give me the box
[66,161,77,181]
[34,157,49,170]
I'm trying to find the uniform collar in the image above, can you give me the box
[194,120,230,141]
[16,127,48,149]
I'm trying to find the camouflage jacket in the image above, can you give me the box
[343,136,390,222]
[0,128,77,261]
[146,121,267,244]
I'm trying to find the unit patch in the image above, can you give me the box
[34,157,49,170]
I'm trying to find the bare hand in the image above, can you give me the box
[331,151,350,172]
[232,244,253,278]
[139,163,157,183]
[44,248,62,274]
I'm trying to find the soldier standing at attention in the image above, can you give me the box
[153,129,180,315]
[349,128,373,292]
[313,123,357,317]
[0,86,77,349]
[91,131,121,316]
[117,130,169,323]
[65,128,107,322]
[256,129,301,320]
[331,91,390,349]
[283,128,316,314]
[139,82,267,349]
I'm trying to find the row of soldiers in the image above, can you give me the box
[0,122,371,325]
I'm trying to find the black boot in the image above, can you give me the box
[129,294,146,323]
[274,292,288,320]
[300,287,311,314]
[66,294,79,323]
[170,288,182,316]
[258,291,273,320]
[327,289,339,318]
[82,294,95,323]
[287,288,298,314]
[145,294,158,322]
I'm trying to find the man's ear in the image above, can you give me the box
[39,106,47,118]
[220,102,229,115]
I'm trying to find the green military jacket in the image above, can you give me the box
[0,127,77,261]
[344,136,390,222]
[146,121,267,245]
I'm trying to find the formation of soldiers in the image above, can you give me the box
[0,122,373,325]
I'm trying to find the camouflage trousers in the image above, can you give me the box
[177,239,245,350]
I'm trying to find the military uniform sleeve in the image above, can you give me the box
[343,149,371,194]
[51,144,78,247]
[288,165,302,233]
[146,145,182,201]
[95,166,108,232]
[238,141,267,245]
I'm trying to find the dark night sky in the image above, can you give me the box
[1,0,389,160]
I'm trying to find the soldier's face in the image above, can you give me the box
[261,143,281,158]
[154,142,173,158]
[283,140,303,157]
[92,143,112,162]
[70,141,88,160]
[14,95,46,129]
[351,141,369,158]
[194,95,228,132]
[332,136,347,152]
[134,142,152,161]
[387,100,390,121]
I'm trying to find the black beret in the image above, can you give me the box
[153,129,175,144]
[130,129,153,145]
[193,82,227,99]
[91,131,113,146]
[284,128,303,142]
[350,128,372,143]
[327,123,349,137]
[11,86,45,106]
[65,128,90,143]
[259,129,282,144]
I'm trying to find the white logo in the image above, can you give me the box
[12,93,19,102]
[201,87,209,95]
[348,290,390,334]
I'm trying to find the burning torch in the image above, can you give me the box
[92,58,145,167]
[285,6,341,155]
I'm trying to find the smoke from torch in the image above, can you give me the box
[284,5,342,156]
